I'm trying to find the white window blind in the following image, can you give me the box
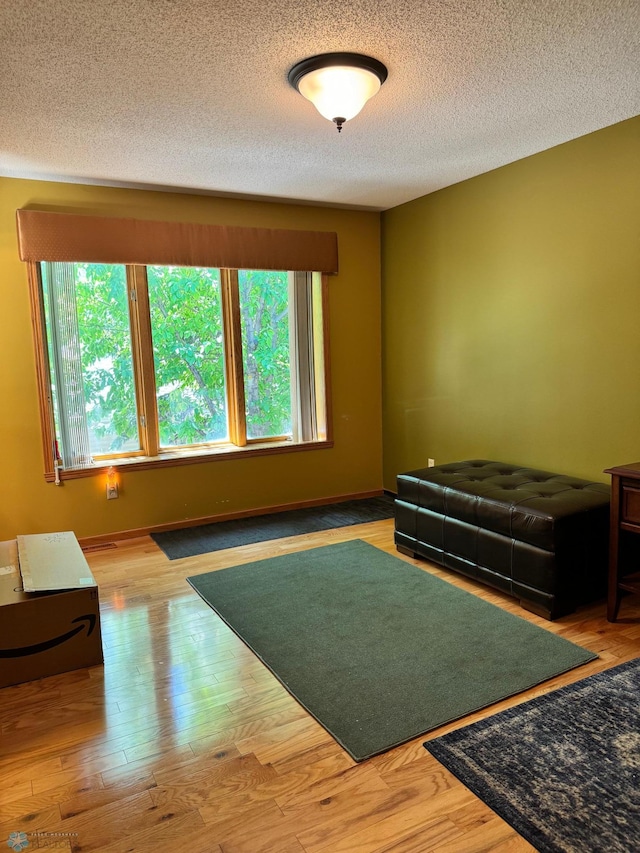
[42,262,93,469]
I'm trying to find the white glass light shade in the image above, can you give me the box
[297,65,382,123]
[289,53,388,131]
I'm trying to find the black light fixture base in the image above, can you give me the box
[288,52,388,92]
[333,117,346,133]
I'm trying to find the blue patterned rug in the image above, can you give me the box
[425,657,640,853]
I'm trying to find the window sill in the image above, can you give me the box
[44,437,333,482]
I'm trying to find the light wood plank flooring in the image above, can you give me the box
[1,519,639,852]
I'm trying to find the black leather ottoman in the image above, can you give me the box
[394,460,610,619]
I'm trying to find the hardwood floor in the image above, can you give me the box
[1,519,639,852]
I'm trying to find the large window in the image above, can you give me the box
[18,210,336,481]
[34,262,328,478]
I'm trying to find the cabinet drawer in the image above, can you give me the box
[622,483,640,526]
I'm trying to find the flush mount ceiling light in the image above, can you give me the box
[288,52,388,133]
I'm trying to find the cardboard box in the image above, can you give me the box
[0,532,103,688]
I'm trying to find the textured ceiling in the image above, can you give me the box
[1,0,639,210]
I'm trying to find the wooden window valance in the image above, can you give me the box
[16,209,339,274]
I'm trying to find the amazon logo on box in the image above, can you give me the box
[0,533,103,688]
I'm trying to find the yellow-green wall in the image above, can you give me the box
[0,178,382,539]
[382,116,640,487]
[4,115,637,538]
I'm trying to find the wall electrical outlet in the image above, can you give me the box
[428,458,436,467]
[106,482,119,500]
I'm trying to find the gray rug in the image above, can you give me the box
[187,539,597,761]
[425,657,640,853]
[153,495,395,559]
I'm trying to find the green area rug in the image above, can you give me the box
[187,540,597,761]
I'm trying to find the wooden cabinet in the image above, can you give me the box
[605,462,640,621]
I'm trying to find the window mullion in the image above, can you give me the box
[127,265,160,456]
[220,269,247,447]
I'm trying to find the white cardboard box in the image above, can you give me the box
[0,532,103,688]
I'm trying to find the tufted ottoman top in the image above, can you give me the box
[396,460,610,551]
